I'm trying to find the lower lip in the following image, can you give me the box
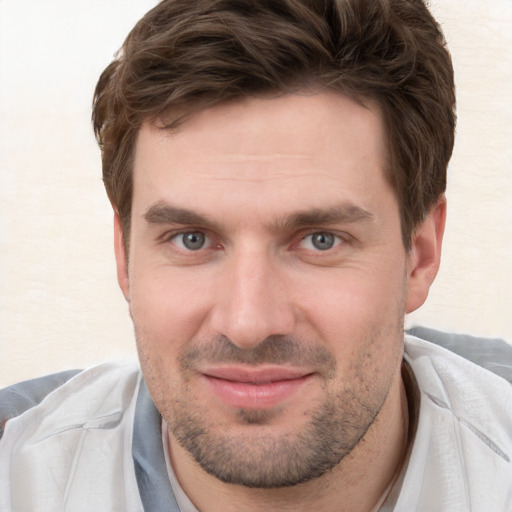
[203,374,313,409]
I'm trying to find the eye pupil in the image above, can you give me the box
[182,232,205,250]
[312,232,335,250]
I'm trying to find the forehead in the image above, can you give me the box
[131,92,393,221]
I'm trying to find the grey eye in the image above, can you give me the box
[311,232,336,250]
[180,232,206,250]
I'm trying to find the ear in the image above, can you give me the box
[405,196,446,314]
[113,211,130,301]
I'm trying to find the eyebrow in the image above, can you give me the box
[270,204,375,232]
[144,202,220,231]
[143,201,375,232]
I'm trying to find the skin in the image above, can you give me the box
[114,92,445,511]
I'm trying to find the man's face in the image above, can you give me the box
[117,92,430,487]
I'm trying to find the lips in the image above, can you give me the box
[201,366,314,409]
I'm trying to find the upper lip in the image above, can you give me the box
[201,366,313,384]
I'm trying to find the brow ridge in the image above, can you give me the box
[144,202,219,230]
[268,204,375,232]
[143,201,375,232]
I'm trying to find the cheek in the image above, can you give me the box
[292,263,406,373]
[299,265,405,327]
[306,272,405,401]
[128,264,214,349]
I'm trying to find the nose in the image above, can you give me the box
[209,249,296,349]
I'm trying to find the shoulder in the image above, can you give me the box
[399,329,512,510]
[0,362,141,440]
[404,328,511,470]
[0,369,81,439]
[404,327,512,422]
[407,325,512,383]
[0,362,145,512]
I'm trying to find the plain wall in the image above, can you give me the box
[1,0,511,387]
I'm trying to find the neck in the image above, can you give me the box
[167,368,409,512]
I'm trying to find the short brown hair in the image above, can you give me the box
[92,0,455,250]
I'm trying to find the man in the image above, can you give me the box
[1,0,511,510]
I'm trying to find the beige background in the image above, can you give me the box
[1,0,511,387]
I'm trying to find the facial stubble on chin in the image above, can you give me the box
[138,332,402,489]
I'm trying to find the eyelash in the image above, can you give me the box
[297,232,345,251]
[160,229,349,255]
[161,229,214,250]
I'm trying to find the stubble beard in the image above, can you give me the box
[168,382,383,488]
[138,331,403,489]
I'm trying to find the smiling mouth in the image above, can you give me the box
[201,366,315,409]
